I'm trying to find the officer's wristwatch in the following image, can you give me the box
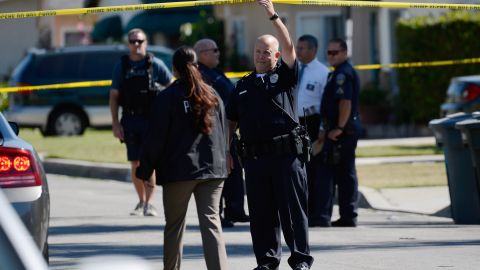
[269,12,279,21]
[336,126,345,132]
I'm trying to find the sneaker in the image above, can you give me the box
[130,202,145,216]
[144,203,158,216]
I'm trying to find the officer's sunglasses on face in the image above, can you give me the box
[201,48,219,53]
[129,39,145,45]
[327,50,344,56]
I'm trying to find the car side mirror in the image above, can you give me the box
[8,121,19,135]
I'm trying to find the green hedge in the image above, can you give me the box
[395,11,480,124]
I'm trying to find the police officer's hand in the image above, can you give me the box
[328,128,343,141]
[257,0,275,17]
[227,152,234,175]
[112,122,124,141]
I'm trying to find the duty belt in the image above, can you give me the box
[243,134,295,159]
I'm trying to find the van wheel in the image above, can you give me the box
[46,109,87,136]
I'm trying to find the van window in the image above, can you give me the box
[33,53,81,80]
[79,51,121,80]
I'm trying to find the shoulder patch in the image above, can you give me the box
[270,73,279,84]
[336,73,346,86]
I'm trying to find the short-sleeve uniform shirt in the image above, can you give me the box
[226,59,298,144]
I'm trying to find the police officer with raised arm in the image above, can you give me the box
[110,28,173,217]
[225,1,313,269]
[194,39,250,228]
[312,38,362,227]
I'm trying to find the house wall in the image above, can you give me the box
[215,4,372,86]
[0,0,39,80]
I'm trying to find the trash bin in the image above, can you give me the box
[429,112,480,224]
[455,116,480,224]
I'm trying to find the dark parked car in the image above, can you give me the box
[5,44,173,136]
[441,75,480,116]
[0,112,50,262]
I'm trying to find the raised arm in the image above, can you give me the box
[257,0,296,68]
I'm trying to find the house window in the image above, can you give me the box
[232,17,246,56]
[297,12,343,62]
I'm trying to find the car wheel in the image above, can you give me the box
[47,109,87,136]
[42,241,49,264]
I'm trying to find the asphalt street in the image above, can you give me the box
[47,174,480,270]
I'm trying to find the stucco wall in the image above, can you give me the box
[0,0,39,80]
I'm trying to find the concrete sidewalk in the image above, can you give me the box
[42,136,450,216]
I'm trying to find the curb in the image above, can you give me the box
[43,158,131,182]
[42,157,448,217]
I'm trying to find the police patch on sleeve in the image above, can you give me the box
[336,73,346,86]
[270,73,279,84]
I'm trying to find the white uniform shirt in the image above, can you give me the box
[296,59,330,117]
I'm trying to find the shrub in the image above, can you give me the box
[395,11,480,124]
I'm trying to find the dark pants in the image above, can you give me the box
[120,114,150,161]
[299,114,321,216]
[221,136,247,219]
[244,155,313,269]
[310,133,359,223]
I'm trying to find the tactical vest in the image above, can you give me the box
[119,53,160,114]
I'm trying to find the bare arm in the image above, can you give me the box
[258,0,296,68]
[109,88,124,140]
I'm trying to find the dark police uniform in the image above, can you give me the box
[310,60,362,225]
[111,53,172,160]
[136,80,227,183]
[198,63,248,222]
[226,59,313,269]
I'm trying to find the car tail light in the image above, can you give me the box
[463,83,480,102]
[0,147,42,188]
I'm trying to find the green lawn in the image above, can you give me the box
[357,163,447,189]
[18,127,447,188]
[356,145,441,157]
[19,128,127,163]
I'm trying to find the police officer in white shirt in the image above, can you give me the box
[295,34,329,225]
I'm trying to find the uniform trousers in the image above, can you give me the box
[162,179,228,270]
[310,134,359,223]
[221,136,247,219]
[299,114,321,215]
[244,155,313,269]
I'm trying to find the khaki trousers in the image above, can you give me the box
[163,179,228,270]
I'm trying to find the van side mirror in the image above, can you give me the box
[8,122,19,135]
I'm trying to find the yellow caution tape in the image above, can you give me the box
[0,80,112,93]
[1,57,479,93]
[354,57,480,70]
[2,0,480,20]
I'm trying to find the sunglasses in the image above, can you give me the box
[129,39,145,45]
[201,48,219,53]
[327,50,343,56]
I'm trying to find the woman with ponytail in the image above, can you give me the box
[136,46,228,270]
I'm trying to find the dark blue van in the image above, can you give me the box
[5,45,173,136]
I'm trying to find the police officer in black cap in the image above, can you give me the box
[226,1,313,269]
[310,38,362,227]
